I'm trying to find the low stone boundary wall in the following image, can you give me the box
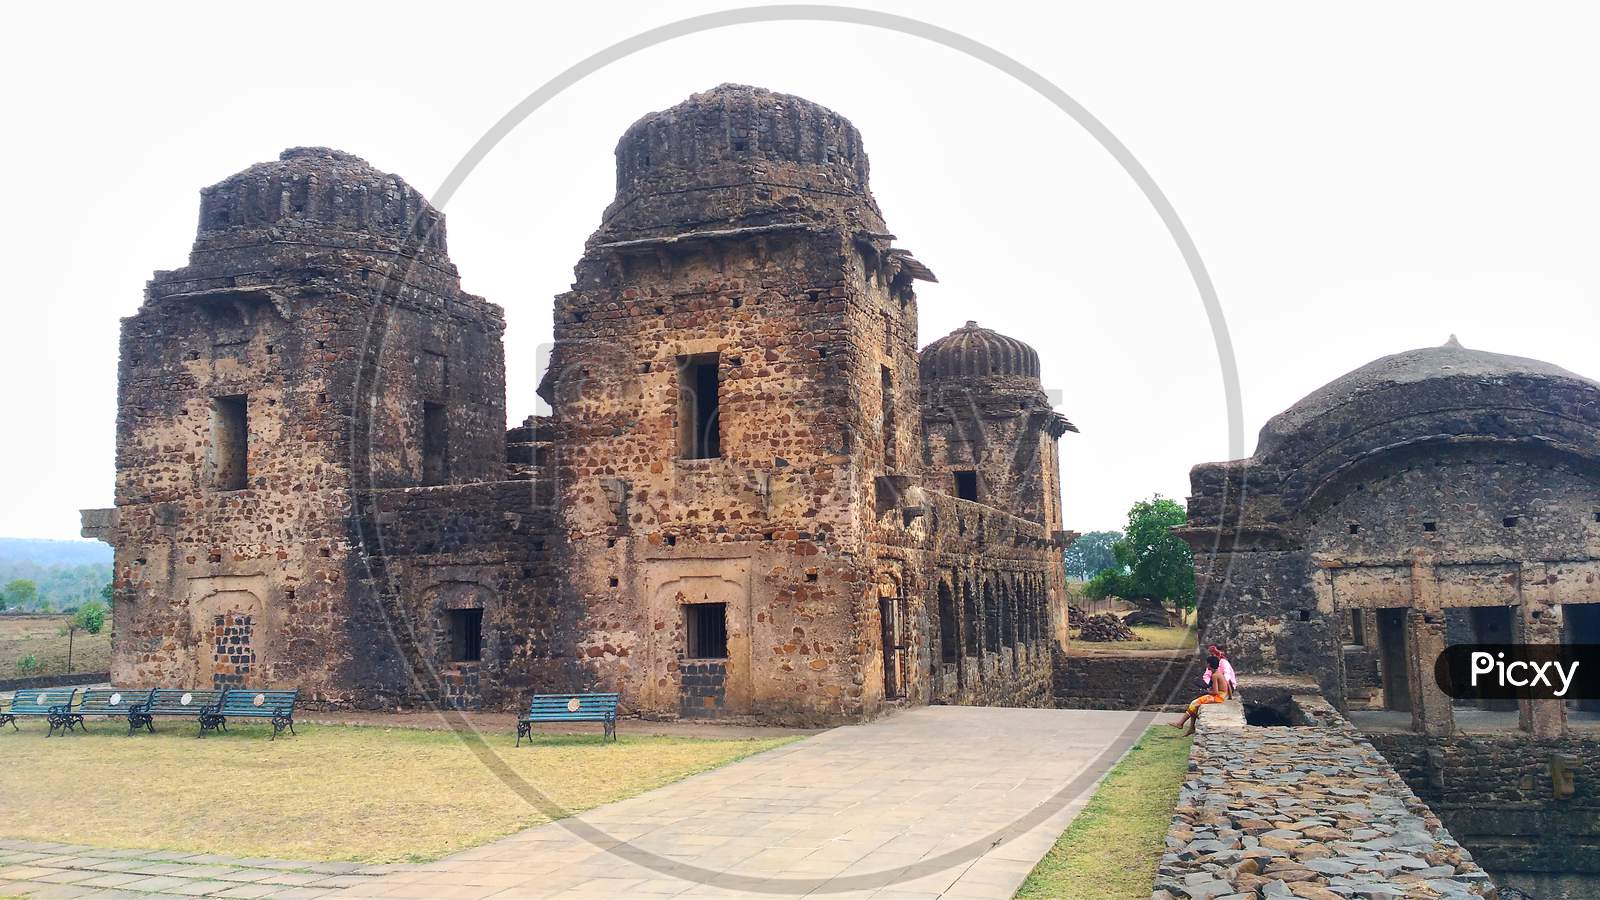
[1053,651,1206,710]
[1154,687,1496,898]
[0,671,109,692]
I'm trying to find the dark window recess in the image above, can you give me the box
[1299,609,1312,622]
[954,470,979,502]
[1423,521,1437,532]
[448,608,483,662]
[422,401,448,485]
[209,396,249,490]
[1348,523,1360,535]
[1503,516,1520,528]
[685,603,728,659]
[678,353,721,459]
[937,582,959,664]
[881,365,897,470]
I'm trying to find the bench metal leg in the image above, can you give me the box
[605,719,616,742]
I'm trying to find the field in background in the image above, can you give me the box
[0,723,797,862]
[0,614,110,676]
[1016,725,1193,899]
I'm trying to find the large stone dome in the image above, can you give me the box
[596,84,884,240]
[195,147,447,255]
[919,321,1042,382]
[1255,335,1599,460]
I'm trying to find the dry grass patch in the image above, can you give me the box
[0,721,796,862]
[0,614,110,675]
[1129,624,1199,650]
[1016,724,1192,899]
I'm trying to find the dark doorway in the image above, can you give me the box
[1377,608,1411,713]
[879,593,902,700]
[1568,603,1600,713]
[954,470,979,502]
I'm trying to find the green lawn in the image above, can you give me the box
[0,721,796,862]
[0,614,110,676]
[1016,725,1192,899]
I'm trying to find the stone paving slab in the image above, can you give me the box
[0,706,1148,898]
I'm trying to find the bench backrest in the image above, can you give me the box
[142,688,222,716]
[216,688,298,716]
[525,692,620,720]
[8,687,78,714]
[78,688,153,715]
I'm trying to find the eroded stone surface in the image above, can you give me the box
[1155,696,1495,899]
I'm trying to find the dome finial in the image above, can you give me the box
[964,320,979,328]
[1443,334,1463,349]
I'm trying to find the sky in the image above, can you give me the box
[2,1,1597,540]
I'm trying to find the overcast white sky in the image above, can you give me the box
[3,2,1597,541]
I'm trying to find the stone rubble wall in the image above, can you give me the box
[1369,730,1600,886]
[1155,691,1496,899]
[1053,651,1207,710]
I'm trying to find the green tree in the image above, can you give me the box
[2,578,38,610]
[1063,530,1123,580]
[1083,496,1196,611]
[74,599,108,635]
[101,581,113,603]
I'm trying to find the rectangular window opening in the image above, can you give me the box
[880,365,897,470]
[209,395,249,491]
[1422,521,1437,532]
[954,470,979,502]
[678,353,721,459]
[448,608,483,662]
[422,401,449,485]
[1503,516,1520,528]
[684,602,728,660]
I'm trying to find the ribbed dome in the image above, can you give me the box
[195,147,447,254]
[919,321,1041,381]
[597,84,884,240]
[1256,335,1600,458]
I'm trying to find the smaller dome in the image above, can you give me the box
[919,321,1041,381]
[195,147,446,254]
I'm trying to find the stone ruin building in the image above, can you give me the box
[80,85,1077,725]
[1181,337,1600,888]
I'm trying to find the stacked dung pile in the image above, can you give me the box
[1077,613,1141,642]
[1067,604,1088,627]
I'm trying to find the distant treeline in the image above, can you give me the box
[0,538,113,612]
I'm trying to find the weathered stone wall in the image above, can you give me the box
[1157,687,1495,898]
[1369,730,1600,894]
[1052,651,1207,710]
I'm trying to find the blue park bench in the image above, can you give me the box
[71,688,152,733]
[199,688,299,740]
[517,692,620,745]
[1,687,82,736]
[128,688,222,735]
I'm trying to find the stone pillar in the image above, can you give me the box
[1407,559,1454,736]
[1519,563,1568,739]
[1405,609,1455,737]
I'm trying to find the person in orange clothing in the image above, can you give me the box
[1170,655,1226,735]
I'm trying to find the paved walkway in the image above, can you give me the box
[0,706,1150,899]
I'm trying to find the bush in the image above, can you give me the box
[74,599,108,635]
[16,654,38,676]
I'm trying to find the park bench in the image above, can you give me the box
[198,688,299,739]
[517,692,620,745]
[128,688,221,735]
[1,687,82,736]
[69,688,154,734]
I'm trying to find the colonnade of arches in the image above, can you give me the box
[933,570,1050,668]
